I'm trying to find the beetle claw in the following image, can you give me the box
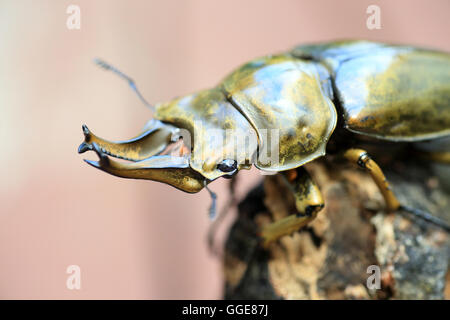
[83,158,100,169]
[82,124,91,137]
[78,124,93,154]
[78,142,92,154]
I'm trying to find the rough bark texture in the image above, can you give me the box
[223,159,450,300]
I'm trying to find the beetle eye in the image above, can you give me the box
[217,159,237,173]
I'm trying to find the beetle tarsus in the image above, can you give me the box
[400,205,450,232]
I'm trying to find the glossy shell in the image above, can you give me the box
[221,55,337,171]
[292,41,450,141]
[155,88,256,180]
[155,41,450,179]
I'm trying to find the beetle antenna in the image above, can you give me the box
[400,205,450,232]
[207,175,239,255]
[204,181,217,220]
[93,58,155,113]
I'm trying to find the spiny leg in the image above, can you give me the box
[344,148,450,232]
[260,167,324,248]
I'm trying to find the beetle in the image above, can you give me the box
[78,40,450,247]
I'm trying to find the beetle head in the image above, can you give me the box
[78,88,257,192]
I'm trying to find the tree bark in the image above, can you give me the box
[223,159,450,299]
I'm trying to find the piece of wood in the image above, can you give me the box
[223,159,450,299]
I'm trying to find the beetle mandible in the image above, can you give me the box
[78,40,450,247]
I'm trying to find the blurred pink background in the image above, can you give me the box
[0,0,448,299]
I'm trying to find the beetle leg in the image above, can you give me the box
[344,148,400,211]
[344,148,450,232]
[78,120,179,161]
[260,167,324,248]
[84,142,205,193]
